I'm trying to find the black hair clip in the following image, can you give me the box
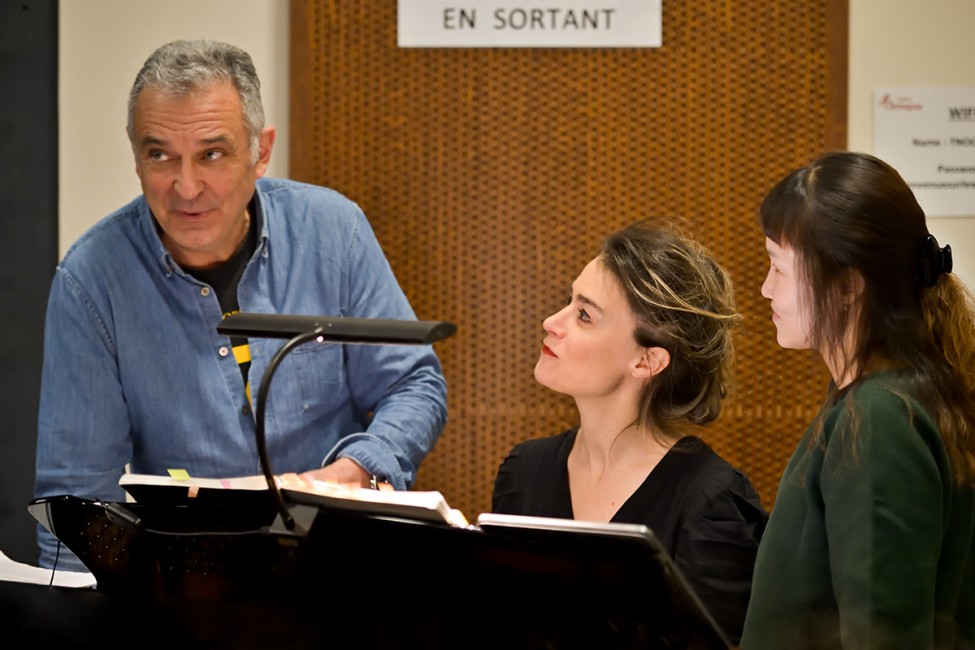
[918,234,953,288]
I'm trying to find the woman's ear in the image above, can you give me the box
[634,346,670,379]
[842,269,865,306]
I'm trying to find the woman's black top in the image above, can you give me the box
[492,428,768,645]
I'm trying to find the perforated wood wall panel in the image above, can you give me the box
[290,1,847,522]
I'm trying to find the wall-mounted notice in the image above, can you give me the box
[874,87,975,217]
[397,0,662,48]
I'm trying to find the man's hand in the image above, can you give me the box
[302,457,369,487]
[301,457,392,490]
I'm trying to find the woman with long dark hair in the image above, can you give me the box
[742,151,975,648]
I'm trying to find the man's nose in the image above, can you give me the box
[173,161,204,199]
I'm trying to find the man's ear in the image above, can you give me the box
[254,125,276,178]
[634,346,670,379]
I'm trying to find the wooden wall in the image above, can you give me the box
[289,0,847,521]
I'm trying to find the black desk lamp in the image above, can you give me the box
[216,312,457,535]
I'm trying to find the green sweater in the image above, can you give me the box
[741,371,974,649]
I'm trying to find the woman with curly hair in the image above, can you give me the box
[492,221,767,645]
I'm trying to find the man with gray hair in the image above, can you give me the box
[33,40,448,572]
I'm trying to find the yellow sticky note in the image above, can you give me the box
[168,468,191,480]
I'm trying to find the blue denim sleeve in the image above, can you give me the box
[34,267,132,570]
[322,212,448,490]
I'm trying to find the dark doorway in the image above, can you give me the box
[0,0,59,565]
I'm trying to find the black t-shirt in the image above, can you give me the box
[183,197,259,391]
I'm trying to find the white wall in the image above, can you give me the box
[849,0,975,288]
[58,0,289,257]
[60,1,975,286]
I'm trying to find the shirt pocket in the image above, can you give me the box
[287,342,348,414]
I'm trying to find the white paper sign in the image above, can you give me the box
[874,87,975,217]
[397,0,661,48]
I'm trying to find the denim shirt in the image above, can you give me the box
[34,178,448,571]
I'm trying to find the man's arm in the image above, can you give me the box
[318,212,448,490]
[34,267,132,570]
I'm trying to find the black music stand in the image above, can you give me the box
[27,494,730,649]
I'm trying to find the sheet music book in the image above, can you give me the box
[476,512,656,539]
[0,550,96,588]
[118,472,470,527]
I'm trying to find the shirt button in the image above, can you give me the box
[242,405,251,416]
[218,346,230,357]
[201,287,211,297]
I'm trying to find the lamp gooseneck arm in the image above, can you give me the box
[254,328,326,532]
